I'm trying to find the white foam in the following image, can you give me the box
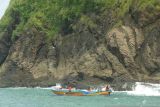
[33,86,57,90]
[114,98,119,100]
[1,87,28,89]
[40,87,53,90]
[127,82,160,96]
[2,87,51,89]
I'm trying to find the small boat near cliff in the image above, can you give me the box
[52,89,111,96]
[51,83,112,96]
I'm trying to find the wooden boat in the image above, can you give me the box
[52,89,111,96]
[53,90,84,96]
[51,83,112,96]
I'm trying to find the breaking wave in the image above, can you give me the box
[127,82,160,96]
[1,82,160,96]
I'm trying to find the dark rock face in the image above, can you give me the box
[0,6,160,90]
[0,33,11,65]
[141,24,160,77]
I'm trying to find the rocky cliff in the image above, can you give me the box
[0,0,160,89]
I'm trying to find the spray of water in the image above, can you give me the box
[127,82,160,96]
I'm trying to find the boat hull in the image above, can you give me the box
[52,90,111,96]
[53,90,84,96]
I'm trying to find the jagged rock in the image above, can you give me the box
[0,1,160,89]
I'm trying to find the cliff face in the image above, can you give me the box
[0,0,160,88]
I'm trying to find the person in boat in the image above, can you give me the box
[106,84,112,92]
[67,85,72,92]
[87,86,92,92]
[105,85,109,91]
[105,84,112,96]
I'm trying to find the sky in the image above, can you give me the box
[0,0,10,19]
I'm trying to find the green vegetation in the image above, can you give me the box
[0,9,11,32]
[136,0,160,11]
[0,0,159,40]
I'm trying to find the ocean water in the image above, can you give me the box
[0,82,160,107]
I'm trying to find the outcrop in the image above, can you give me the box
[0,0,160,89]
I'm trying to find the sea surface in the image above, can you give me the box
[0,82,160,107]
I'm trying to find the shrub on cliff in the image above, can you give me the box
[0,0,159,40]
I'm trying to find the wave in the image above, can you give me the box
[38,87,54,90]
[1,82,160,96]
[0,87,28,89]
[126,82,160,96]
[0,86,56,90]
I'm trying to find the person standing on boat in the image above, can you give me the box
[105,85,109,91]
[105,84,113,92]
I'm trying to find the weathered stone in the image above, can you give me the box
[0,5,160,89]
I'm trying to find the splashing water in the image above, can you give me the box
[127,82,160,96]
[1,82,160,107]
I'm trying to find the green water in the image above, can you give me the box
[0,88,160,107]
